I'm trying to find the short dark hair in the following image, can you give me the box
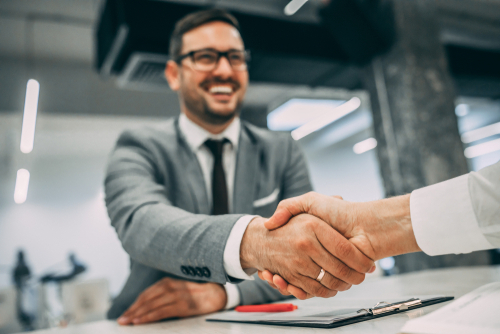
[169,8,240,61]
[169,8,241,61]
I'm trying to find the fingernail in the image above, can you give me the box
[133,319,140,325]
[369,265,376,273]
[117,317,128,324]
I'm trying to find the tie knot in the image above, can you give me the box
[204,139,228,158]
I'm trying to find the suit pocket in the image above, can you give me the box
[253,188,280,208]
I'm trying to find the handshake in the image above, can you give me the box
[118,191,422,325]
[240,192,421,300]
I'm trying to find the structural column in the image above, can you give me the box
[364,0,491,272]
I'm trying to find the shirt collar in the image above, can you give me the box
[179,113,240,151]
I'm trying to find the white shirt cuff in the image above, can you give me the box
[223,215,258,280]
[223,283,240,309]
[410,173,493,256]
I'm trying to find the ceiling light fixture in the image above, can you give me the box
[14,169,30,204]
[353,137,378,154]
[291,97,361,140]
[464,137,500,159]
[267,98,345,131]
[461,121,500,144]
[20,79,40,154]
[284,0,309,16]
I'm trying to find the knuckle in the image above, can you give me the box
[327,278,342,291]
[337,241,353,259]
[317,287,331,298]
[303,218,317,229]
[295,239,306,251]
[295,237,312,251]
[338,264,353,280]
[334,280,350,291]
[311,283,323,296]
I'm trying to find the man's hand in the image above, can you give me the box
[117,277,226,325]
[240,215,375,300]
[260,192,421,297]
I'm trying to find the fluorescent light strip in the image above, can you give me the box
[353,137,378,154]
[461,121,500,144]
[14,169,30,204]
[464,137,500,159]
[284,0,308,16]
[20,79,40,154]
[292,97,361,140]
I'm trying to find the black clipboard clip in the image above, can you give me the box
[357,298,422,316]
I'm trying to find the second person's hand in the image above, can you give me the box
[240,215,375,299]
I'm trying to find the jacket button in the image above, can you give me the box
[187,266,196,276]
[181,266,189,275]
[202,267,211,278]
[195,267,204,277]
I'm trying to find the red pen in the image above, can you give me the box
[235,303,298,312]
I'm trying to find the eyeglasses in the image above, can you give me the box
[176,48,250,72]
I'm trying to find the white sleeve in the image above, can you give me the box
[223,215,258,280]
[223,283,241,309]
[410,161,500,255]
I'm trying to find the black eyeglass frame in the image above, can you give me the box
[175,48,251,71]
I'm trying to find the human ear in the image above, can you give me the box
[165,60,180,91]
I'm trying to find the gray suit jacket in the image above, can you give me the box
[105,117,312,318]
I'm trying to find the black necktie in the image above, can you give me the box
[204,139,229,215]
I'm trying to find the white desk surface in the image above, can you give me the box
[26,266,500,334]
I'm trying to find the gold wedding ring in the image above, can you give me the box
[316,268,325,282]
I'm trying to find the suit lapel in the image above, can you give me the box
[175,119,211,214]
[233,124,259,214]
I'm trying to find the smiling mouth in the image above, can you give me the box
[208,85,234,95]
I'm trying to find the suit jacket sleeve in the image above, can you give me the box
[236,134,314,305]
[411,160,500,255]
[105,129,244,284]
[280,135,314,198]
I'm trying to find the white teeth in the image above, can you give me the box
[209,86,233,94]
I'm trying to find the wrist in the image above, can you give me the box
[240,217,267,270]
[358,194,420,259]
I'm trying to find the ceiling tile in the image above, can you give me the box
[0,17,26,58]
[33,21,93,63]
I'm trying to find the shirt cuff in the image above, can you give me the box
[223,215,258,280]
[410,173,493,256]
[223,283,241,309]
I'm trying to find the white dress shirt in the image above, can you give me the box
[178,114,256,309]
[411,160,500,255]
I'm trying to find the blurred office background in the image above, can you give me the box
[1,0,499,332]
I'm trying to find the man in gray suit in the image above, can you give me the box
[105,9,375,325]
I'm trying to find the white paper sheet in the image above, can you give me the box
[401,282,500,334]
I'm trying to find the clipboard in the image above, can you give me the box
[206,296,454,328]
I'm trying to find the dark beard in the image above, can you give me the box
[184,95,240,125]
[181,78,242,125]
